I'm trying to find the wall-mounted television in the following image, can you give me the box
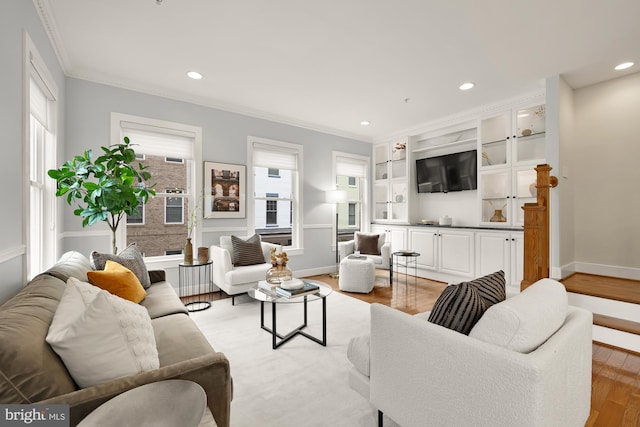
[416,150,477,193]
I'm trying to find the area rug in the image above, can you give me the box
[190,290,399,427]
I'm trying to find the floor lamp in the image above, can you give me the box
[326,190,348,278]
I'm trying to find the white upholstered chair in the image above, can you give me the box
[338,232,391,270]
[210,236,282,304]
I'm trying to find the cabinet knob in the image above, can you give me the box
[506,136,510,140]
[505,238,509,241]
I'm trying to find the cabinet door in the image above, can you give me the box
[476,232,510,280]
[480,112,510,168]
[510,233,524,289]
[480,169,511,224]
[373,183,389,221]
[514,104,545,165]
[513,167,537,225]
[409,229,438,271]
[388,226,407,253]
[439,230,474,278]
[389,182,408,222]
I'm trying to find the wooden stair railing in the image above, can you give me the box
[521,164,558,291]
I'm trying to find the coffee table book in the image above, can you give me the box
[275,281,320,298]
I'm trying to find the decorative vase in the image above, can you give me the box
[197,247,209,264]
[490,209,507,222]
[184,238,193,264]
[266,263,293,284]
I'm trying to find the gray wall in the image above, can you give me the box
[572,72,640,273]
[0,1,66,303]
[63,78,371,273]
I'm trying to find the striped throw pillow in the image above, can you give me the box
[467,270,506,309]
[427,282,486,335]
[231,234,265,266]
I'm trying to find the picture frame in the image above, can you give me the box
[204,161,246,218]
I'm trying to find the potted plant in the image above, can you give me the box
[48,137,155,254]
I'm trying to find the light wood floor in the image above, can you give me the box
[304,271,640,427]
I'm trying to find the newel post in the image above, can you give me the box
[521,164,558,291]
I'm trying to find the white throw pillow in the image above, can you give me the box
[469,278,568,353]
[46,279,159,388]
[48,277,101,334]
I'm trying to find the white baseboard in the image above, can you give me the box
[567,293,640,323]
[593,325,640,354]
[296,266,337,278]
[572,262,640,281]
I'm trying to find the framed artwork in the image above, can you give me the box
[204,161,246,218]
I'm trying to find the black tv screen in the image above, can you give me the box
[416,150,477,193]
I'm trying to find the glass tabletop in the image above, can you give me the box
[248,279,332,304]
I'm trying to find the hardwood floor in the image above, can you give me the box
[303,270,640,427]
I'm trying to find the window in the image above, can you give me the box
[348,203,357,226]
[26,34,58,279]
[127,202,144,225]
[165,189,184,224]
[112,113,201,260]
[250,137,302,248]
[268,168,280,178]
[334,153,369,242]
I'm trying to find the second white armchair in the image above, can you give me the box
[338,232,391,270]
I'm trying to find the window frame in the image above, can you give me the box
[332,151,370,246]
[111,113,202,270]
[248,136,303,254]
[164,188,185,225]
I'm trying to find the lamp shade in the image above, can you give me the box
[325,190,348,204]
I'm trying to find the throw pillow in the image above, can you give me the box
[87,260,147,303]
[91,243,151,289]
[466,270,506,309]
[427,282,486,335]
[355,232,380,255]
[46,282,159,388]
[48,277,101,335]
[231,234,265,266]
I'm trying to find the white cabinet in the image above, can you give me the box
[475,231,524,289]
[409,228,474,279]
[373,138,409,223]
[371,224,407,253]
[479,103,545,227]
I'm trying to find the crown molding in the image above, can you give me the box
[33,0,72,74]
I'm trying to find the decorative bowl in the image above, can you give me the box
[280,279,304,290]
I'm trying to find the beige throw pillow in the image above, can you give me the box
[46,278,159,388]
[91,243,151,289]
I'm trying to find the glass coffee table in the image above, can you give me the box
[248,280,332,349]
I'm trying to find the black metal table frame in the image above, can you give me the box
[178,261,213,312]
[392,252,420,292]
[259,294,327,349]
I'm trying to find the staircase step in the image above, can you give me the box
[593,313,640,335]
[562,273,640,305]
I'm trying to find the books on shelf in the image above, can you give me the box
[275,281,320,298]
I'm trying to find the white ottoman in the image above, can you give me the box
[339,256,375,293]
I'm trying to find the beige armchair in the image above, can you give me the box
[210,236,282,304]
[338,232,391,270]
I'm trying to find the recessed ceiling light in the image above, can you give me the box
[459,82,475,91]
[614,62,634,71]
[187,71,203,80]
[360,121,371,126]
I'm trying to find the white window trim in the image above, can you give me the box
[23,31,58,280]
[110,113,202,268]
[165,157,184,164]
[332,151,370,247]
[248,136,303,255]
[164,189,185,225]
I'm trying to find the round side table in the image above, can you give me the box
[179,261,213,312]
[392,251,420,291]
[78,380,207,427]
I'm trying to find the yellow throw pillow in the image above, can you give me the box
[87,260,147,303]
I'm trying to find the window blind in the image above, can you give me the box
[336,156,366,177]
[30,78,48,126]
[120,122,195,160]
[253,142,298,170]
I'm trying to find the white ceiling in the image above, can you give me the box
[38,0,640,142]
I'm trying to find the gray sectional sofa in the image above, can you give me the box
[0,251,231,427]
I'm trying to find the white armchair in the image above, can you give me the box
[210,236,282,305]
[338,232,391,270]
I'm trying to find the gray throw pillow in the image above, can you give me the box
[90,243,151,289]
[427,282,486,335]
[231,234,265,266]
[355,233,380,255]
[466,270,506,309]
